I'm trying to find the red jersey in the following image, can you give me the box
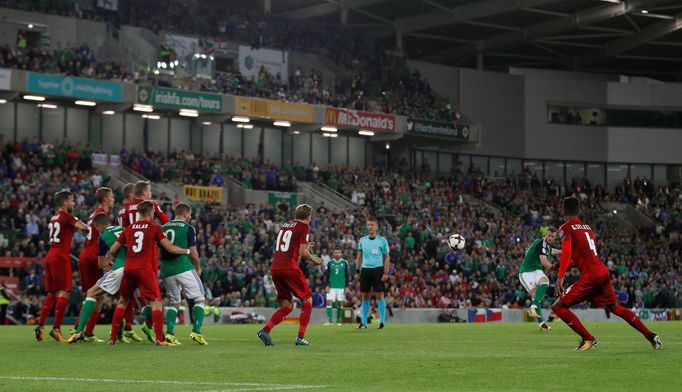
[271,220,310,270]
[558,217,609,279]
[121,198,169,227]
[84,207,108,252]
[116,220,166,270]
[117,201,130,227]
[47,211,81,257]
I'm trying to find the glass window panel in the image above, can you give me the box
[489,157,505,177]
[544,161,565,184]
[586,163,605,188]
[607,164,629,190]
[506,158,521,176]
[653,165,667,187]
[565,162,585,182]
[629,164,651,182]
[471,155,487,175]
[523,160,542,176]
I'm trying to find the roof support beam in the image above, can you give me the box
[573,12,682,66]
[281,0,388,20]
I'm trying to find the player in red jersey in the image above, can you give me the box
[121,181,169,341]
[107,201,188,346]
[35,191,88,342]
[73,187,114,341]
[117,183,134,227]
[121,181,169,227]
[257,204,321,346]
[551,197,661,351]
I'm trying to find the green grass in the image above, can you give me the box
[0,321,680,391]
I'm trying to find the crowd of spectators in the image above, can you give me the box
[1,138,679,325]
[0,0,458,121]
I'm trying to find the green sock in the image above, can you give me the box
[336,303,344,323]
[76,297,96,333]
[533,284,548,319]
[326,306,333,322]
[142,305,152,326]
[192,304,205,333]
[165,307,178,335]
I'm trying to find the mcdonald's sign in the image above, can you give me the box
[325,108,395,133]
[183,185,223,204]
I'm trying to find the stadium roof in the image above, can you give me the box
[272,0,682,80]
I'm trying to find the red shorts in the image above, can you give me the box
[44,254,72,292]
[78,248,103,293]
[561,273,617,307]
[120,268,160,302]
[272,268,311,302]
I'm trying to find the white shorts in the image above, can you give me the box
[97,268,124,295]
[326,288,345,302]
[165,269,205,304]
[519,270,549,293]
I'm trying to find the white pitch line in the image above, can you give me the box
[0,376,327,390]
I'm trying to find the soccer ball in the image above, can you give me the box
[447,233,466,250]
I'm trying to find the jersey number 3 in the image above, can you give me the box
[132,231,145,253]
[276,230,293,252]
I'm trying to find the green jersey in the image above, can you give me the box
[160,220,197,277]
[99,226,126,270]
[326,259,350,289]
[521,238,552,273]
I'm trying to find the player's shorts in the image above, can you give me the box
[271,267,311,302]
[120,267,161,302]
[96,268,124,295]
[78,249,103,293]
[519,270,549,292]
[360,267,384,293]
[560,273,617,308]
[164,270,205,304]
[44,254,72,292]
[326,288,345,302]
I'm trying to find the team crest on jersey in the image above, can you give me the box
[558,230,565,240]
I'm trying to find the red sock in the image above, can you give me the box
[152,309,164,343]
[110,306,125,342]
[298,302,312,339]
[53,297,68,329]
[124,303,135,331]
[39,293,56,326]
[264,306,293,333]
[84,311,100,336]
[612,305,653,338]
[552,305,594,341]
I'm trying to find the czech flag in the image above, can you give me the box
[486,308,502,322]
[467,308,486,323]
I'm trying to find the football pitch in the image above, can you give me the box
[0,322,679,391]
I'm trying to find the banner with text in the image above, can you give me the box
[238,45,288,79]
[27,72,122,102]
[235,97,313,123]
[91,153,121,167]
[184,185,223,204]
[137,86,222,112]
[0,68,11,90]
[324,108,395,133]
[268,191,297,208]
[407,118,470,140]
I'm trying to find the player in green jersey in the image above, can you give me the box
[324,249,350,326]
[160,203,208,346]
[519,227,561,331]
[68,213,126,343]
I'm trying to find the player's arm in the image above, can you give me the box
[555,233,572,296]
[344,261,350,288]
[187,226,200,274]
[535,241,553,269]
[324,264,331,286]
[98,238,112,269]
[154,202,170,224]
[355,251,362,273]
[160,237,190,255]
[382,238,390,280]
[550,248,562,255]
[299,242,321,264]
[69,215,88,231]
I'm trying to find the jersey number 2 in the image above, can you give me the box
[584,232,598,256]
[276,230,293,252]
